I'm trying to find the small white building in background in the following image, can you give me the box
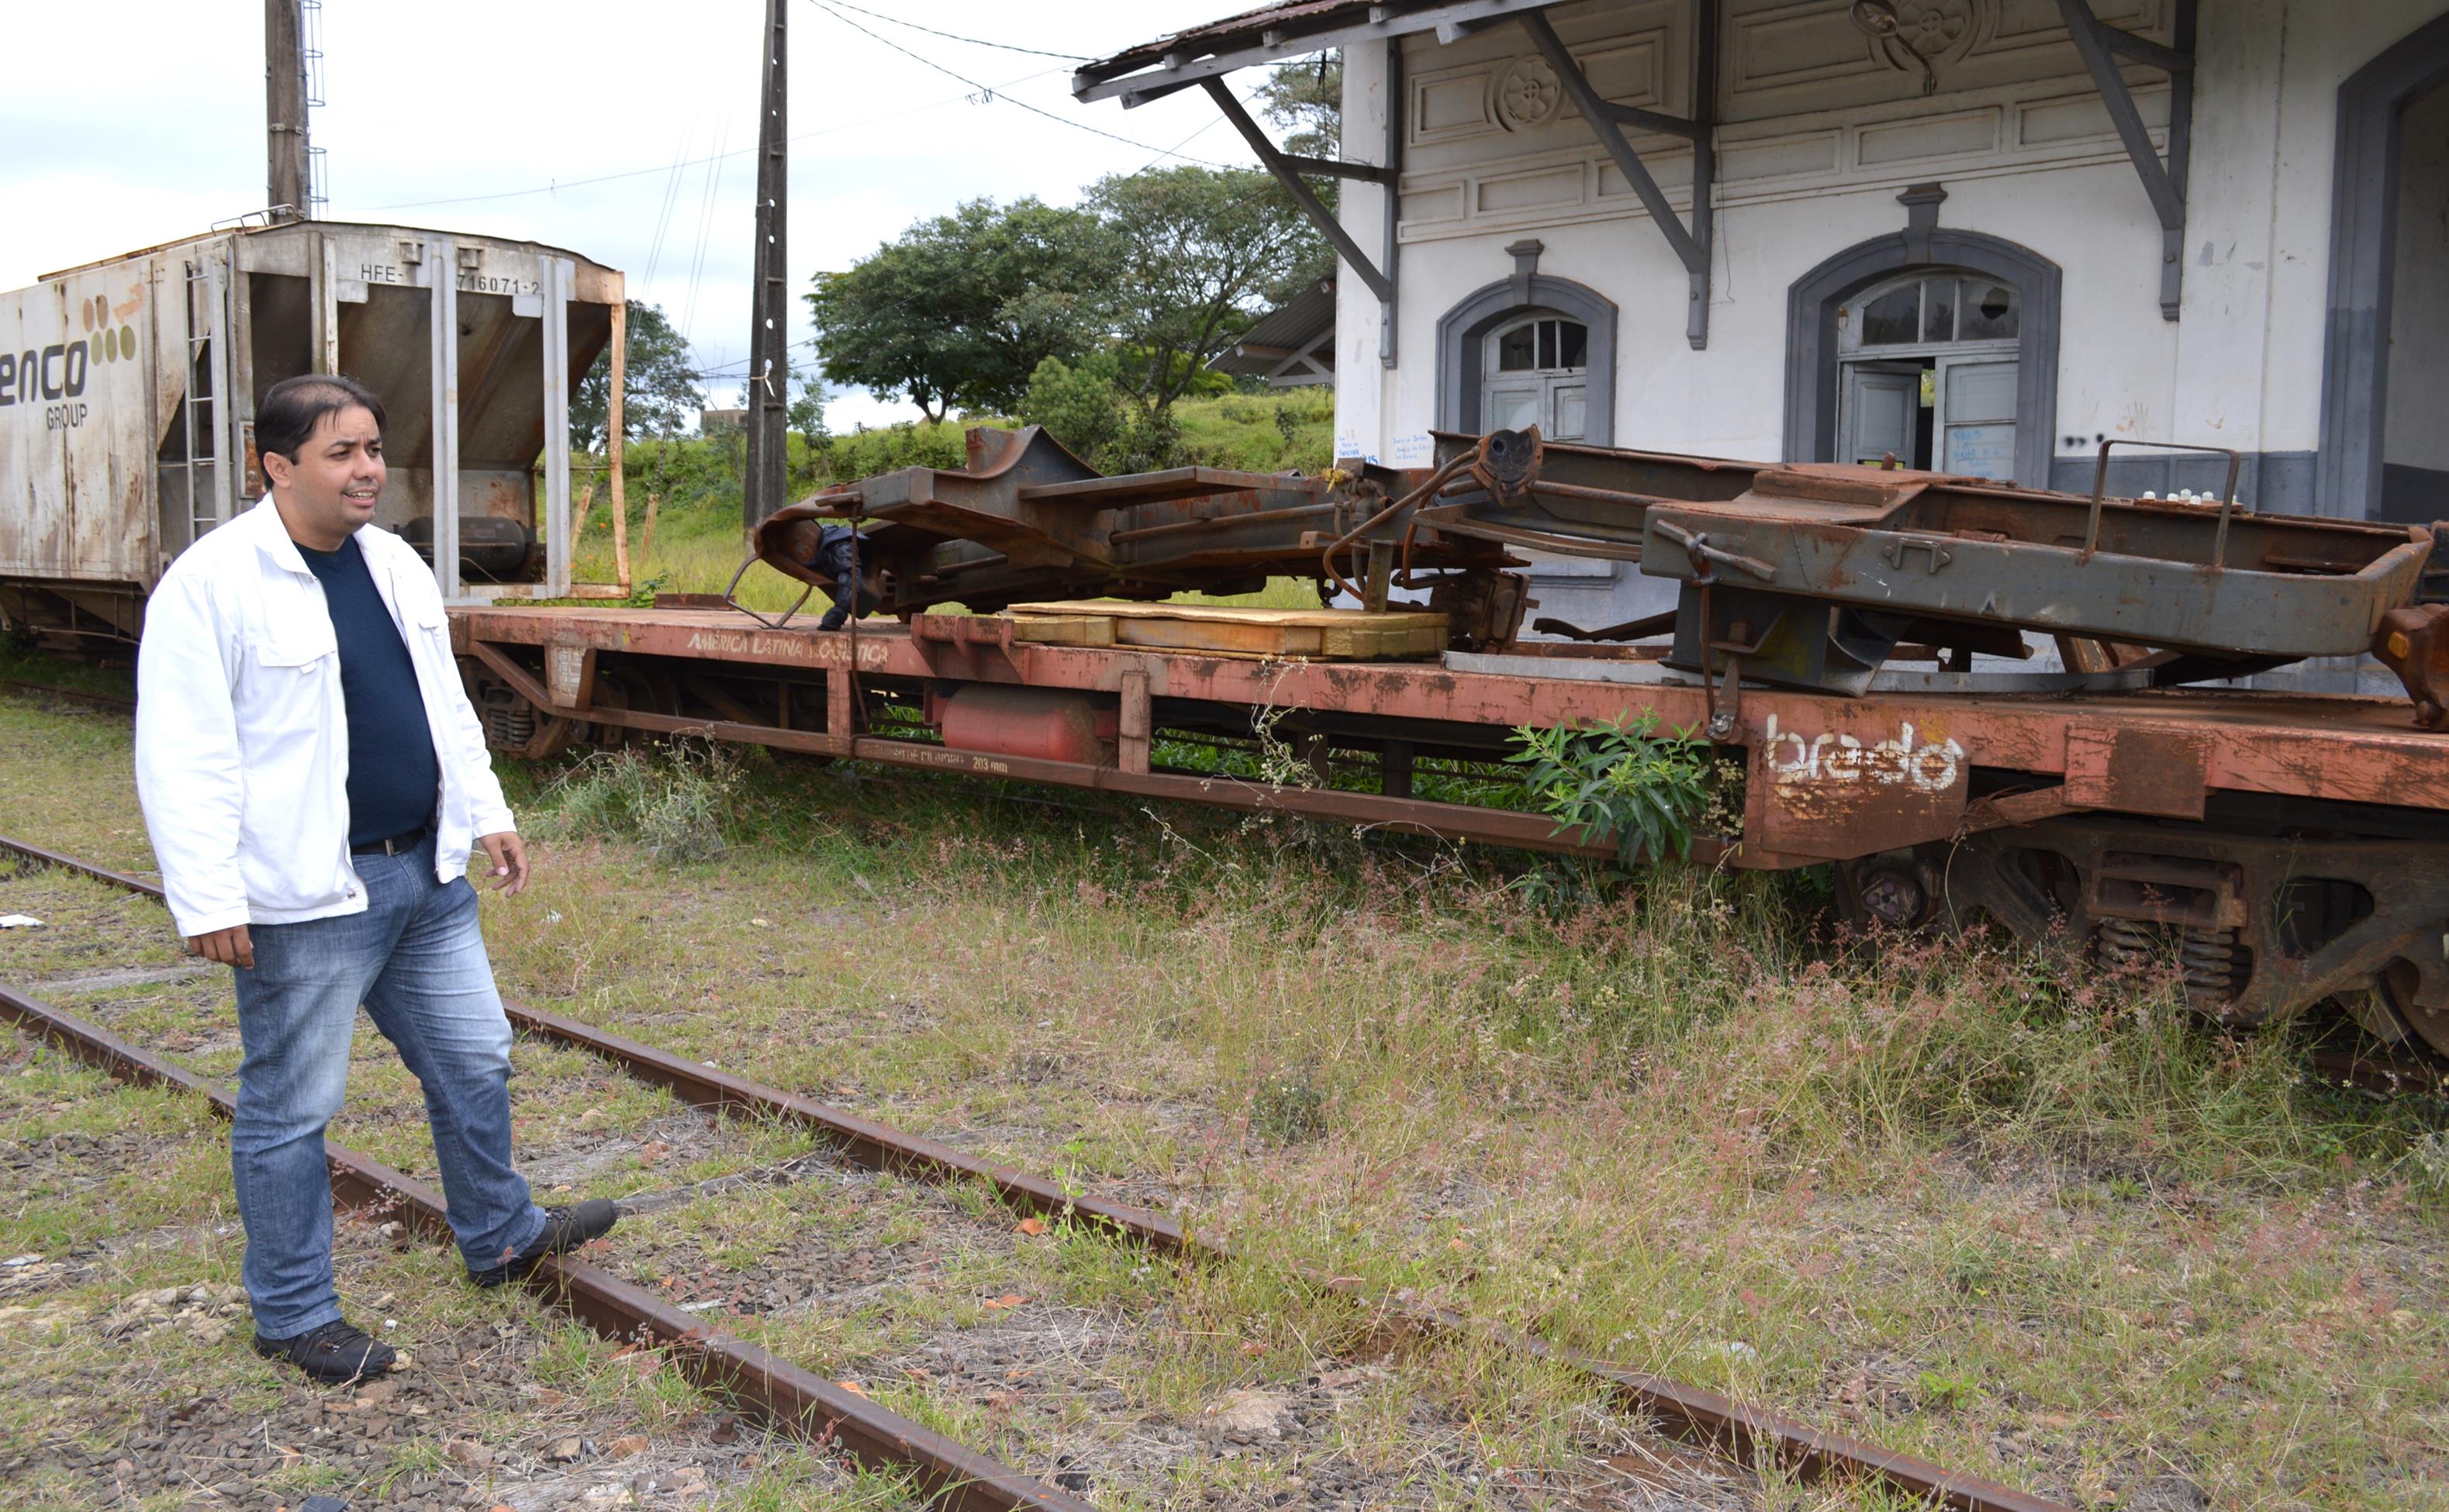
[1080,0,2449,631]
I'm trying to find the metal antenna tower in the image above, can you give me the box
[742,0,789,529]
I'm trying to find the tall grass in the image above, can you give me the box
[534,744,743,864]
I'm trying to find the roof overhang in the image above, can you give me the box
[1211,278,1338,377]
[1073,0,1561,108]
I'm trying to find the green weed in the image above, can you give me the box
[1249,1072,1330,1145]
[1508,711,1717,864]
[537,744,742,865]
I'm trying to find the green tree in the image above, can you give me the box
[1258,51,1341,158]
[1018,352,1124,461]
[786,376,827,450]
[807,197,1109,425]
[1019,354,1184,475]
[1085,166,1328,416]
[572,300,704,450]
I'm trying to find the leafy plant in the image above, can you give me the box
[1916,1369,1980,1410]
[1250,1073,1329,1144]
[1507,712,1715,866]
[1515,857,1615,919]
[540,744,742,865]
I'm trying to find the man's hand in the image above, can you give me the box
[187,925,254,969]
[476,831,530,895]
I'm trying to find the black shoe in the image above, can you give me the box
[253,1319,397,1386]
[469,1200,620,1287]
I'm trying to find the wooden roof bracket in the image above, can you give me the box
[2055,0,2196,320]
[1517,4,1717,349]
[1203,75,1401,367]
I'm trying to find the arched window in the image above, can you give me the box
[1784,230,2060,488]
[1834,270,2022,477]
[1481,312,1591,440]
[1434,271,1617,446]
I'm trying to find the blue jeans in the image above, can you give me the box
[230,834,545,1338]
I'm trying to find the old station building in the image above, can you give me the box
[1078,1,2449,629]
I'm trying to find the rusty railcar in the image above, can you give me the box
[446,425,2449,1064]
[0,220,626,640]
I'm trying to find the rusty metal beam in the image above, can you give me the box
[449,606,2449,821]
[0,979,1093,1512]
[461,639,1634,858]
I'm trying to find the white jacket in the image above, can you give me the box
[135,496,516,938]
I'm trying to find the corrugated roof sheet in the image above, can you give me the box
[1211,278,1338,376]
[1078,0,1383,85]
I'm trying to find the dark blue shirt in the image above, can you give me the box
[296,536,440,846]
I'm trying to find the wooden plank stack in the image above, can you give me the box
[1002,600,1447,661]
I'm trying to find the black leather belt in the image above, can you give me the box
[351,824,430,857]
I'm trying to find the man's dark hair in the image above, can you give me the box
[256,375,389,463]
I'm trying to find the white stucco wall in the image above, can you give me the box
[1330,0,2449,507]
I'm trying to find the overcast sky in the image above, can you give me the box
[2,0,1272,430]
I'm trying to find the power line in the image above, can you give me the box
[815,0,1093,61]
[677,119,729,340]
[638,123,696,295]
[802,0,1238,170]
[327,66,1061,215]
[1132,81,1269,175]
[689,334,820,381]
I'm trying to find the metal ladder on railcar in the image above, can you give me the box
[178,254,231,544]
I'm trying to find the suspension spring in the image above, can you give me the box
[482,695,536,751]
[2095,915,2153,969]
[2178,924,2245,1003]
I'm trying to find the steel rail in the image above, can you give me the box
[446,1007,2076,1512]
[0,831,2070,1512]
[2,679,136,713]
[0,979,1092,1512]
[2310,1048,2449,1097]
[1,835,164,895]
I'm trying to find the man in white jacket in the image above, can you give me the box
[135,375,615,1386]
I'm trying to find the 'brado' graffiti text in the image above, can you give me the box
[1763,713,1964,792]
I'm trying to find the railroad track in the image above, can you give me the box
[1,679,135,713]
[2,830,2070,1512]
[0,837,1083,1511]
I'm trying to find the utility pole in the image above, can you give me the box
[742,0,789,530]
[265,0,310,221]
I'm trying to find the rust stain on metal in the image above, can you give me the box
[2375,603,2449,727]
[2064,726,2209,819]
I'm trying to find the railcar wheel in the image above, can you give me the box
[2361,959,2449,1064]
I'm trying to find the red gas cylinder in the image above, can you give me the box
[931,684,1117,767]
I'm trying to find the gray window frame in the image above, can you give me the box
[2317,12,2449,520]
[1435,274,1618,445]
[1784,230,2061,489]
